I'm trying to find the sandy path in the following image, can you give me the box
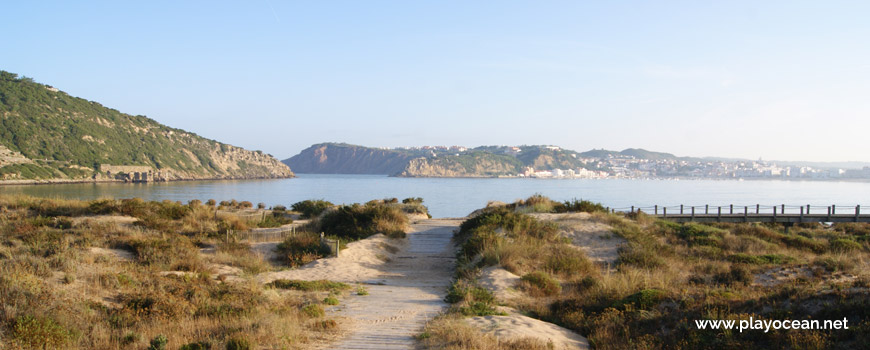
[325,219,460,350]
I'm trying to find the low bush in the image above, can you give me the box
[559,199,607,213]
[520,271,562,297]
[148,334,168,350]
[180,341,212,350]
[544,245,594,276]
[445,280,502,316]
[268,279,349,292]
[318,203,407,240]
[256,211,293,228]
[291,199,334,219]
[612,289,666,310]
[275,232,331,267]
[829,238,862,252]
[225,337,251,350]
[10,315,75,349]
[302,304,325,318]
[323,296,340,305]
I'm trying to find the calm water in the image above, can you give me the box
[1,174,869,218]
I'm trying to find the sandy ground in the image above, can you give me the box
[478,266,521,301]
[466,314,590,350]
[320,219,460,349]
[255,234,407,285]
[531,212,625,265]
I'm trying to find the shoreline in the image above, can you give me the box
[290,173,870,183]
[0,174,295,187]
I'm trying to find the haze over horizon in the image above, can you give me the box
[3,1,869,162]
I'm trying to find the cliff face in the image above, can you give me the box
[398,153,523,177]
[284,143,604,178]
[283,143,413,174]
[0,71,293,182]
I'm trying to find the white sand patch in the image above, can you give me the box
[466,314,589,350]
[255,234,406,284]
[531,212,625,265]
[478,266,521,302]
[250,242,281,263]
[89,247,135,261]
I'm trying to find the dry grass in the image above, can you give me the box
[439,196,870,349]
[419,316,552,350]
[0,195,343,349]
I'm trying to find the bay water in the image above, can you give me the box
[1,174,869,218]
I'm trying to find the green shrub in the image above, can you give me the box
[225,337,251,350]
[829,238,862,252]
[323,296,340,305]
[268,279,349,292]
[613,289,666,310]
[781,235,827,253]
[11,315,74,349]
[275,232,331,267]
[677,223,727,247]
[302,304,325,318]
[356,285,369,295]
[445,280,502,316]
[256,212,293,228]
[148,334,168,350]
[318,203,407,240]
[402,197,423,204]
[521,271,562,297]
[617,242,664,268]
[814,256,856,272]
[560,199,607,213]
[291,199,334,219]
[544,245,593,275]
[180,341,212,350]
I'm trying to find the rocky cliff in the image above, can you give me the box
[0,71,293,182]
[283,143,414,174]
[284,143,606,178]
[398,153,523,177]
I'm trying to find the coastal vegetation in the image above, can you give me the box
[0,195,344,349]
[431,195,870,349]
[275,197,428,265]
[0,70,293,181]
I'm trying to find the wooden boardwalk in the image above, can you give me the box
[626,204,869,224]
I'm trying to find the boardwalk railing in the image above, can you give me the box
[616,204,869,224]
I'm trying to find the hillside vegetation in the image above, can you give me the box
[285,143,603,177]
[0,71,293,181]
[436,195,870,349]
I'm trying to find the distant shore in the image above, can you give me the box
[0,174,295,187]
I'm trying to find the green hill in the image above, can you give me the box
[0,71,293,182]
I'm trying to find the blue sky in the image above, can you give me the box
[3,1,869,161]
